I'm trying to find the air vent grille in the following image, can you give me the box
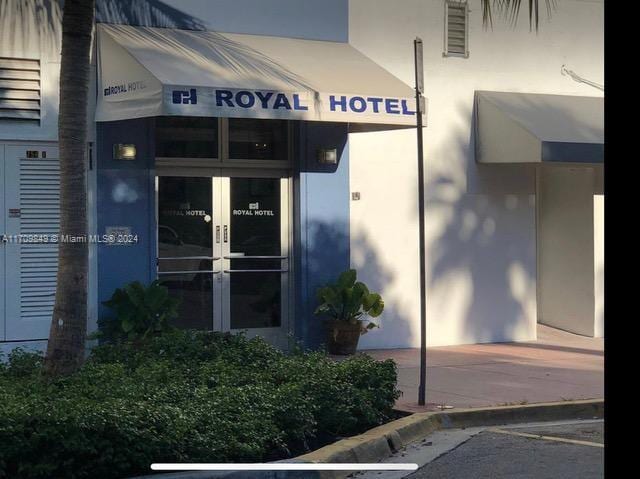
[446,1,468,57]
[0,57,41,124]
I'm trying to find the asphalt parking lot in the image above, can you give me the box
[353,420,604,479]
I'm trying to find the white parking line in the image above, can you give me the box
[487,427,604,448]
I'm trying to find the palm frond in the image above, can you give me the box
[481,0,557,31]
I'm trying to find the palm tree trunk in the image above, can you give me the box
[43,0,95,376]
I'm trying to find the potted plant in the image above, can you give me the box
[314,269,384,355]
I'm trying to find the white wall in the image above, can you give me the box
[349,0,604,348]
[594,194,604,338]
[537,166,596,336]
[0,0,62,142]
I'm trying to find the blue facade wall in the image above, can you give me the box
[294,122,350,348]
[96,118,350,348]
[96,119,157,318]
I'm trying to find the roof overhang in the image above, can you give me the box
[95,24,423,129]
[474,91,604,164]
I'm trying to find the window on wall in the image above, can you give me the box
[154,117,290,165]
[228,118,288,162]
[0,57,41,124]
[444,0,469,58]
[155,116,218,158]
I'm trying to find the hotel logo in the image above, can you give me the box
[172,88,198,105]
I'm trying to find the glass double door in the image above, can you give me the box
[157,175,289,346]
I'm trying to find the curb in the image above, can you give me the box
[297,398,604,479]
[132,399,603,479]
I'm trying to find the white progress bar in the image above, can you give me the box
[151,463,419,471]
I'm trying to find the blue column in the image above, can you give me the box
[96,118,156,316]
[294,121,350,349]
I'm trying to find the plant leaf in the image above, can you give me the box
[337,269,356,289]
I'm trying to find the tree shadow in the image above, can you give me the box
[422,92,603,346]
[95,0,206,30]
[98,23,316,92]
[423,98,535,346]
[0,0,62,57]
[301,221,414,352]
[351,230,415,350]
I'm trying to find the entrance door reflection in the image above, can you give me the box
[228,178,282,330]
[157,177,215,330]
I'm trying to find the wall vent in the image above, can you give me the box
[19,155,60,319]
[445,1,469,57]
[0,57,41,124]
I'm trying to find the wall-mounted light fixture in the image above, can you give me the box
[113,144,137,160]
[317,148,337,165]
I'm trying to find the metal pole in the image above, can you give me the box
[414,38,427,407]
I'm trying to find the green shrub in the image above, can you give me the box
[96,280,180,343]
[0,331,400,479]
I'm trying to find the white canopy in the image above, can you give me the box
[95,24,420,127]
[475,91,604,164]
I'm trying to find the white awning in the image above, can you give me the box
[95,24,421,127]
[475,91,604,164]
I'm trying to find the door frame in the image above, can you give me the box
[154,168,295,347]
[0,144,5,341]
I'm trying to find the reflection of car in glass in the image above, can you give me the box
[236,234,278,256]
[158,225,213,284]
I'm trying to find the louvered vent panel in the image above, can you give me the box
[0,57,41,123]
[20,157,60,318]
[446,2,468,56]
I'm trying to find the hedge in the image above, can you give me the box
[0,331,400,479]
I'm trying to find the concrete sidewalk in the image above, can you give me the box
[364,325,604,413]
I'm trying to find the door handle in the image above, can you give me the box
[216,226,220,244]
[223,225,228,243]
[224,269,289,273]
[158,270,221,275]
[158,256,221,260]
[224,255,288,259]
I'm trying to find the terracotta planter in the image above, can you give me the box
[325,319,362,355]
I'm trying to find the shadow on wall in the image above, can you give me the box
[97,1,319,93]
[426,169,537,345]
[303,221,413,351]
[0,0,62,56]
[300,220,349,350]
[96,0,206,30]
[421,98,539,346]
[352,230,415,350]
[421,94,603,346]
[0,0,206,56]
[0,0,202,57]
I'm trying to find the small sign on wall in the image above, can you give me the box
[8,208,21,218]
[105,226,136,246]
